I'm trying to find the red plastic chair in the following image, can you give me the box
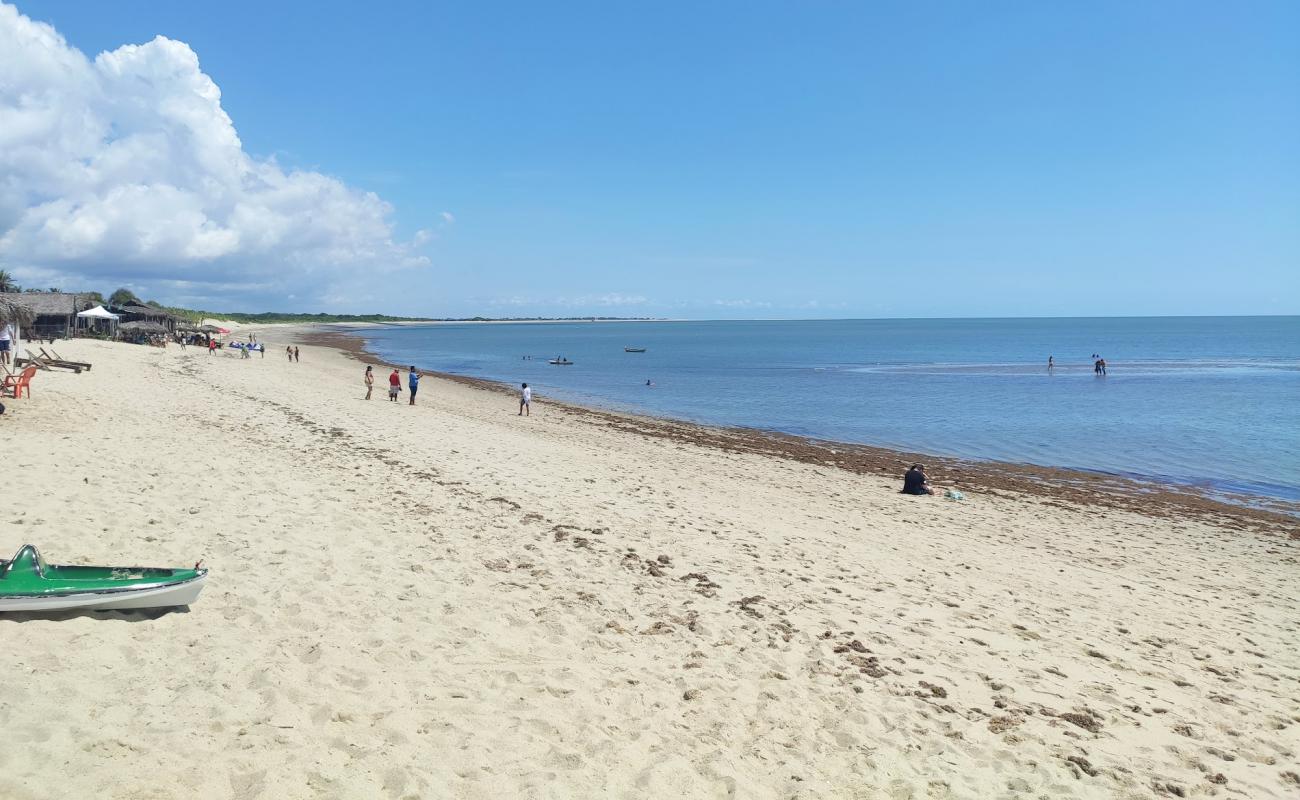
[2,366,36,399]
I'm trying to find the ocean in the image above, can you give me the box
[348,317,1300,503]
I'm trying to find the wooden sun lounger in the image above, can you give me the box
[16,351,82,373]
[40,348,92,371]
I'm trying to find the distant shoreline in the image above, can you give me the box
[294,323,1299,532]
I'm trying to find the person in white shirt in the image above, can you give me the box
[519,383,531,416]
[0,322,14,366]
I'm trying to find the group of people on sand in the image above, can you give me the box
[286,346,300,362]
[363,365,534,416]
[363,365,422,406]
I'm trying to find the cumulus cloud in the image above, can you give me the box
[0,3,428,301]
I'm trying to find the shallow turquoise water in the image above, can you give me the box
[349,317,1300,502]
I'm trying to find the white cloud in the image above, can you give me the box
[440,211,455,224]
[0,3,427,302]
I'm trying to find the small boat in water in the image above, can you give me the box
[624,347,646,353]
[548,358,574,365]
[0,544,208,612]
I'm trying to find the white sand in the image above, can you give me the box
[1,335,1296,799]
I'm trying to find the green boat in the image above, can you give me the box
[0,545,208,612]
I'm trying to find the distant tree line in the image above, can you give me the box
[0,272,654,323]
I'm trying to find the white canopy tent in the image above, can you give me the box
[76,304,119,335]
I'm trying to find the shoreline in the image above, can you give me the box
[300,326,1300,533]
[6,333,1298,798]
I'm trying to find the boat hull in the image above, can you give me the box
[0,572,207,612]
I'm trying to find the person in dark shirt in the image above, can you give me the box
[901,464,936,495]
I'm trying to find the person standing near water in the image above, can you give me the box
[364,366,374,400]
[388,368,401,401]
[293,346,300,363]
[1048,356,1054,372]
[407,366,420,405]
[286,346,293,362]
[519,383,531,416]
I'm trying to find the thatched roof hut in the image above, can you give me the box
[0,295,36,326]
[118,304,179,333]
[1,292,86,338]
[119,320,169,334]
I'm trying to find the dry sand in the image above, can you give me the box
[1,333,1297,799]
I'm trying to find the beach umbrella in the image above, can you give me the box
[0,295,35,326]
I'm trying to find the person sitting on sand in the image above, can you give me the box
[901,464,936,496]
[519,382,531,416]
[364,366,374,400]
[388,368,401,401]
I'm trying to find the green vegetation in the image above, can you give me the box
[108,287,143,307]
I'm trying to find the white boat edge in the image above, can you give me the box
[0,572,208,612]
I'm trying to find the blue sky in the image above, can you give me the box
[3,1,1297,317]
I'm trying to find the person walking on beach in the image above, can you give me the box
[259,343,265,358]
[293,346,300,363]
[407,366,421,405]
[364,366,374,400]
[1048,355,1054,372]
[1098,357,1107,376]
[519,382,531,416]
[388,368,401,401]
[286,346,293,362]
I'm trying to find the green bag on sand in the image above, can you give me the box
[944,489,965,501]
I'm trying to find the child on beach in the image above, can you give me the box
[408,366,420,405]
[388,369,401,401]
[519,383,531,416]
[364,366,374,400]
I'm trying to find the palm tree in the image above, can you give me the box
[0,270,16,293]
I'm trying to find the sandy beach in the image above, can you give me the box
[2,331,1297,800]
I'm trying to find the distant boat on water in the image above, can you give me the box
[548,358,573,365]
[624,347,646,353]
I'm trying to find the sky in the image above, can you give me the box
[1,1,1296,318]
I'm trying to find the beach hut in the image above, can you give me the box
[117,304,179,335]
[2,292,87,341]
[117,320,170,345]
